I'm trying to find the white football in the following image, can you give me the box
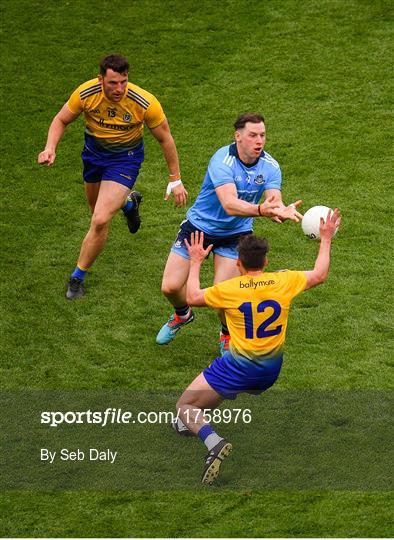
[301,205,335,240]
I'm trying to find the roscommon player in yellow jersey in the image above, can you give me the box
[38,54,187,299]
[172,209,341,485]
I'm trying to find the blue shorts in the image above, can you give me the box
[171,220,253,261]
[203,351,283,400]
[82,142,144,189]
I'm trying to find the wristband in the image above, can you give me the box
[166,179,182,196]
[258,204,263,216]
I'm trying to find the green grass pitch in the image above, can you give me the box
[1,0,393,537]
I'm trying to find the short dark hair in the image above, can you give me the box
[237,234,269,270]
[99,54,129,75]
[234,113,265,131]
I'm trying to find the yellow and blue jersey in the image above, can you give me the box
[67,78,166,153]
[204,270,307,363]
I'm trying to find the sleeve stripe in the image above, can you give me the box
[223,154,235,167]
[260,155,280,168]
[80,88,101,100]
[80,84,102,100]
[127,90,150,109]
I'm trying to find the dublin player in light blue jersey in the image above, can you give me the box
[156,113,303,353]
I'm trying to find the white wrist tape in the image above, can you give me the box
[166,179,182,196]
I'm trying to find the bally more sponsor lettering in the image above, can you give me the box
[240,278,276,289]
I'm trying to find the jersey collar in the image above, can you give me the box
[229,142,264,168]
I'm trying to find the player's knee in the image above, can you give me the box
[91,212,111,232]
[176,398,189,412]
[176,391,198,411]
[161,279,181,298]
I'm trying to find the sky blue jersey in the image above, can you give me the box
[187,143,282,236]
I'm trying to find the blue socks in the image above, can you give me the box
[122,199,134,214]
[198,425,214,441]
[198,425,223,450]
[71,266,87,281]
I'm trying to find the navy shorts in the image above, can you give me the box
[203,351,283,400]
[82,143,144,189]
[171,220,253,261]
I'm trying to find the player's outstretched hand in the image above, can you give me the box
[38,149,56,166]
[164,182,188,207]
[275,200,304,223]
[184,231,213,264]
[319,208,341,240]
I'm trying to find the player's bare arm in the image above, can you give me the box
[38,103,79,166]
[185,231,212,307]
[263,188,303,223]
[304,208,341,290]
[149,119,188,207]
[215,183,281,219]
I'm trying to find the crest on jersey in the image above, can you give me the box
[255,174,265,185]
[123,112,132,122]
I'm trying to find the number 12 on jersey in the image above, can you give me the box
[238,300,282,339]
